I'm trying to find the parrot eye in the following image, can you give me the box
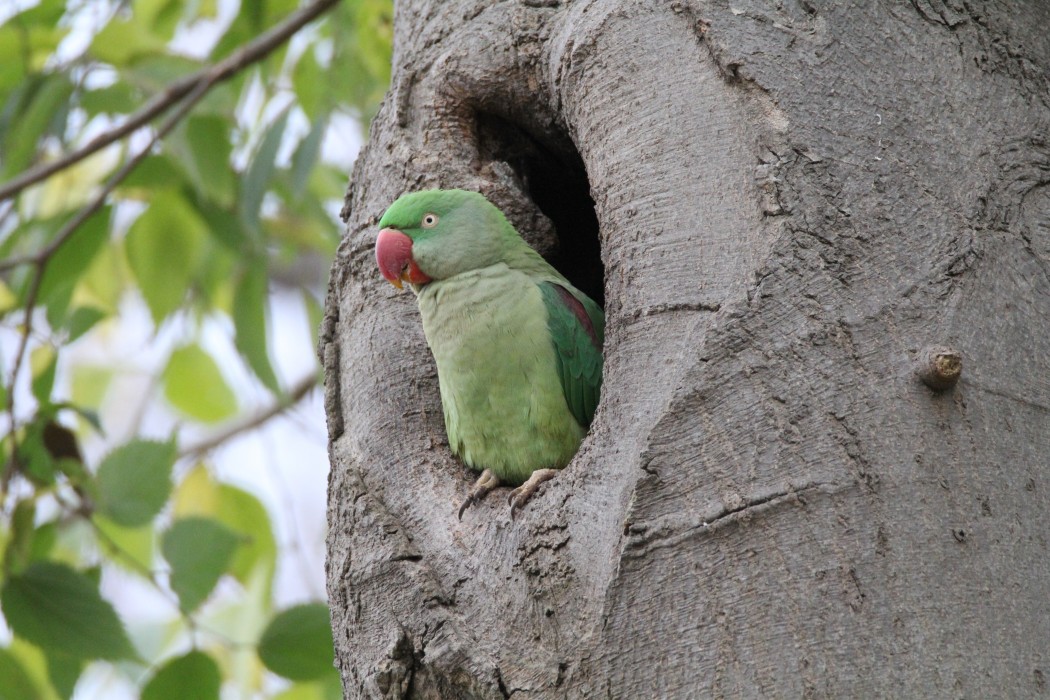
[421,213,439,228]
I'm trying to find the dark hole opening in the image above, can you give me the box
[475,112,604,308]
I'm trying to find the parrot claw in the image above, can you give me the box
[458,469,501,520]
[508,469,559,520]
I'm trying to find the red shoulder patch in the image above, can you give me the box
[552,284,600,348]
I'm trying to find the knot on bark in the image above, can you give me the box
[916,345,962,391]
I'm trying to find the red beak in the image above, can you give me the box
[375,228,432,289]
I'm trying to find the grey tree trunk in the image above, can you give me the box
[321,1,1050,697]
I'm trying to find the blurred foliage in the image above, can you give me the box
[0,0,392,697]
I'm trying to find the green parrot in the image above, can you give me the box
[375,189,603,518]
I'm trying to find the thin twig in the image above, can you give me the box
[53,492,252,650]
[1,271,44,495]
[50,491,177,608]
[180,373,318,459]
[0,0,340,495]
[0,78,214,495]
[0,0,341,204]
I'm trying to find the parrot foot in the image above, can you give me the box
[458,469,501,520]
[508,469,559,519]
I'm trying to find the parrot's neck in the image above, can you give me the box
[415,264,512,313]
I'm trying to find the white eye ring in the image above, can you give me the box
[421,213,439,228]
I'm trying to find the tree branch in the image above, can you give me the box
[1,77,216,496]
[0,0,340,204]
[0,0,339,494]
[179,373,318,459]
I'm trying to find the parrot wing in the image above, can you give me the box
[539,282,604,429]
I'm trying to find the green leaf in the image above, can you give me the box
[45,650,82,700]
[272,673,343,700]
[125,191,207,325]
[195,197,248,253]
[162,517,240,613]
[23,146,117,220]
[291,115,327,199]
[208,5,253,61]
[198,0,218,19]
[264,0,302,31]
[3,499,37,576]
[0,648,40,700]
[96,439,176,527]
[30,345,57,404]
[118,154,188,194]
[42,284,74,333]
[211,0,296,62]
[0,27,29,97]
[351,0,394,85]
[135,0,184,42]
[258,604,334,681]
[162,344,238,423]
[77,241,125,314]
[80,82,138,116]
[122,55,203,98]
[217,484,276,585]
[4,638,60,700]
[176,115,235,207]
[174,470,277,588]
[0,561,136,660]
[142,650,221,700]
[17,418,57,486]
[240,108,290,236]
[292,49,325,120]
[14,0,67,26]
[194,239,236,309]
[233,262,280,392]
[70,365,113,412]
[28,522,56,565]
[35,206,110,313]
[2,75,73,178]
[93,515,154,575]
[330,0,393,120]
[52,402,103,436]
[0,278,17,316]
[65,306,108,342]
[88,15,167,65]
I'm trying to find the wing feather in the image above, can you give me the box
[539,282,604,428]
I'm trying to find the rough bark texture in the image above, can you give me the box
[321,1,1050,697]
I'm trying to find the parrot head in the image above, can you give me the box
[375,189,516,289]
